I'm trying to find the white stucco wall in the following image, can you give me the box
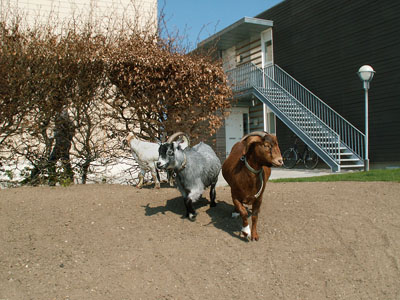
[222,46,236,72]
[1,0,157,33]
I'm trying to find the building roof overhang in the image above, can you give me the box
[197,17,273,51]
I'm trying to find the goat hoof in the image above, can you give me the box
[188,213,197,221]
[210,201,217,207]
[241,225,251,240]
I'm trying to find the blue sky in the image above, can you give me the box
[159,0,283,50]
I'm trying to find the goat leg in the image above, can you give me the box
[250,200,262,241]
[209,183,217,207]
[151,172,160,189]
[233,199,250,239]
[184,197,197,221]
[185,189,204,220]
[137,173,144,189]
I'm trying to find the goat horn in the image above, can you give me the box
[240,131,269,142]
[166,132,190,146]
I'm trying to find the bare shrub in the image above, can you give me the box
[0,3,231,187]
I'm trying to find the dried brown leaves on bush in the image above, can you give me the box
[103,32,232,143]
[0,11,232,185]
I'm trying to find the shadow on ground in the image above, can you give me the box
[205,200,251,242]
[143,195,210,219]
[143,194,248,241]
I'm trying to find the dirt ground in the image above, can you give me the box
[1,181,399,300]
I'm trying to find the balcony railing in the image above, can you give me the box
[226,63,365,166]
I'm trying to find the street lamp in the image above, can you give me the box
[357,65,375,171]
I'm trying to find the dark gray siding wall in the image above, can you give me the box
[257,0,400,163]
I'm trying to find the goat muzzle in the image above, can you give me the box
[273,157,284,167]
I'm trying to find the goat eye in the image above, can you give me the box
[167,149,174,156]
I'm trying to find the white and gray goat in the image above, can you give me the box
[156,133,221,220]
[125,132,189,189]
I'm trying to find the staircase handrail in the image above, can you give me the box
[263,64,365,159]
[227,63,341,165]
[226,63,365,160]
[256,68,342,164]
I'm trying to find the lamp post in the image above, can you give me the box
[357,65,375,171]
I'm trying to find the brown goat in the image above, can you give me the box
[222,131,283,241]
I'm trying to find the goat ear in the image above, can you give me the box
[241,136,262,156]
[172,140,181,150]
[174,137,186,149]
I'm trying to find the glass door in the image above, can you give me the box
[261,29,273,68]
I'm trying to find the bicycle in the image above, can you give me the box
[282,137,319,169]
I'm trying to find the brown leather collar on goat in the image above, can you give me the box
[222,131,283,241]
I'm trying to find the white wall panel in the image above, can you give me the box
[1,0,157,33]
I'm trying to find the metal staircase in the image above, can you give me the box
[226,63,365,172]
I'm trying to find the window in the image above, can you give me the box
[264,40,272,66]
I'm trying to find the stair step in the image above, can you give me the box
[254,71,366,174]
[325,147,348,151]
[314,139,339,143]
[307,131,332,135]
[340,158,362,162]
[340,164,364,169]
[339,152,355,156]
[339,153,355,157]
